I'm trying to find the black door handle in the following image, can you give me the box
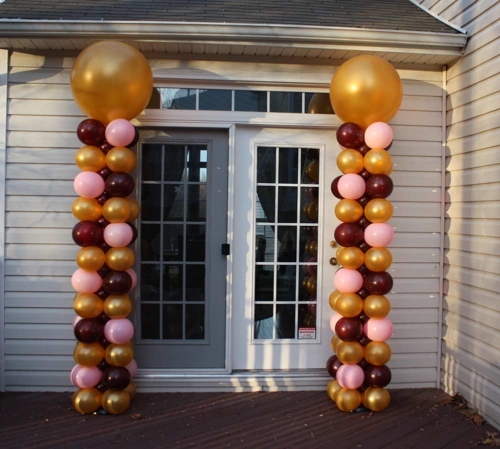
[221,243,230,256]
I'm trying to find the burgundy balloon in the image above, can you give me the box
[336,122,364,149]
[74,318,104,344]
[357,287,370,299]
[95,381,108,393]
[103,271,132,295]
[97,359,109,372]
[97,264,111,279]
[99,141,114,155]
[103,366,131,390]
[98,241,111,253]
[385,141,393,151]
[96,216,110,229]
[326,355,343,379]
[128,223,138,245]
[96,288,110,301]
[334,223,364,247]
[357,194,371,208]
[358,241,372,253]
[331,176,343,199]
[358,312,370,324]
[96,191,111,206]
[97,166,113,181]
[358,358,369,370]
[358,334,372,346]
[96,312,111,326]
[77,119,106,146]
[72,221,103,247]
[366,175,394,199]
[126,127,140,148]
[335,317,364,342]
[364,271,394,295]
[97,335,111,349]
[105,172,135,198]
[357,264,370,278]
[365,365,392,388]
[359,169,371,181]
[357,216,372,230]
[358,382,369,393]
[357,144,371,156]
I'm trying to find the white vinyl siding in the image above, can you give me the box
[4,52,443,391]
[419,0,500,430]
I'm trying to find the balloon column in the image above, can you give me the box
[326,56,402,413]
[70,41,153,415]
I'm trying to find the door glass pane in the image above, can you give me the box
[164,145,185,181]
[163,184,184,221]
[255,225,275,262]
[163,225,184,261]
[142,144,162,181]
[276,304,296,339]
[185,305,205,339]
[255,265,274,302]
[186,265,205,301]
[277,187,298,223]
[187,185,207,222]
[257,147,276,183]
[163,264,183,301]
[279,148,298,184]
[141,224,161,261]
[256,186,275,223]
[140,264,160,301]
[163,304,183,339]
[141,304,160,339]
[141,184,162,221]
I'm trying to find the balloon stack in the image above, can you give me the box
[326,56,403,413]
[69,41,153,415]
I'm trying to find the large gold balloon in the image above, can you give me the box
[364,341,392,366]
[74,293,104,319]
[306,277,317,296]
[365,248,392,272]
[73,388,103,414]
[335,199,363,223]
[327,379,341,402]
[103,198,132,223]
[125,380,137,400]
[104,294,132,319]
[364,295,391,319]
[337,149,364,174]
[72,197,102,222]
[364,198,394,223]
[105,344,134,367]
[306,200,319,221]
[106,247,135,271]
[102,390,131,415]
[331,334,341,353]
[308,240,318,257]
[364,149,392,175]
[363,387,390,412]
[75,146,107,172]
[329,290,341,311]
[71,41,153,124]
[329,55,403,129]
[74,342,105,366]
[336,293,363,318]
[76,246,106,271]
[127,198,141,222]
[308,93,335,114]
[384,161,394,175]
[336,246,345,260]
[336,341,364,365]
[336,388,362,412]
[337,246,364,269]
[106,147,137,173]
[305,161,319,183]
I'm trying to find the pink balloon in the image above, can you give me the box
[334,268,364,293]
[337,174,366,200]
[73,315,83,327]
[125,359,138,377]
[126,269,138,290]
[105,119,136,147]
[105,318,134,344]
[364,223,395,248]
[71,268,103,294]
[104,223,133,247]
[73,171,105,198]
[75,366,102,389]
[365,122,394,149]
[364,317,394,342]
[330,313,342,333]
[70,365,82,386]
[337,364,365,389]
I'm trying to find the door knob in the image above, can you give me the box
[330,241,338,248]
[330,257,338,266]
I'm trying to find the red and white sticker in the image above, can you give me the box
[298,328,316,339]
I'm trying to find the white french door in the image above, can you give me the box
[232,126,340,370]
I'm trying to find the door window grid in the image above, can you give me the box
[140,143,208,341]
[254,146,319,341]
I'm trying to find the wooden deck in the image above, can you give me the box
[0,389,496,448]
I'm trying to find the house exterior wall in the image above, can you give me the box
[4,51,444,391]
[418,0,500,429]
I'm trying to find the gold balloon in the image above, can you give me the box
[329,290,341,311]
[125,380,137,400]
[337,246,364,269]
[331,334,341,353]
[76,246,106,271]
[309,240,318,257]
[364,295,391,319]
[74,293,104,319]
[308,93,335,114]
[127,198,141,222]
[365,342,392,366]
[305,161,319,183]
[364,149,392,175]
[337,149,364,174]
[336,388,362,412]
[104,294,132,319]
[306,200,319,221]
[336,293,364,318]
[326,379,341,402]
[302,275,310,289]
[73,388,103,414]
[75,146,107,172]
[329,55,403,129]
[72,197,102,222]
[106,147,137,173]
[102,390,131,415]
[105,344,134,367]
[74,342,105,366]
[335,199,363,223]
[307,277,317,296]
[103,198,132,223]
[336,246,345,260]
[336,341,364,365]
[364,198,394,223]
[71,41,153,124]
[363,387,390,412]
[384,161,394,175]
[365,248,392,272]
[106,247,135,271]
